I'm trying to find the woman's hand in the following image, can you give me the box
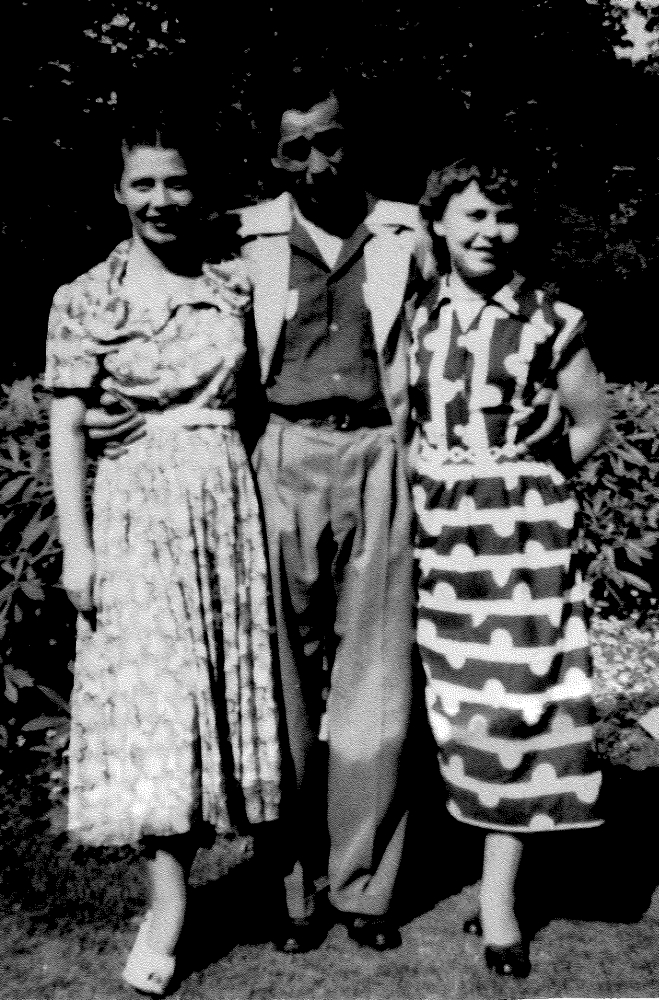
[62,544,96,615]
[516,388,563,454]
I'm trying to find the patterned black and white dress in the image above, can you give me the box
[410,274,602,833]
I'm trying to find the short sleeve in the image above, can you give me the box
[550,300,587,374]
[44,282,99,392]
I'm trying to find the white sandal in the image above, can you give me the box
[122,911,176,996]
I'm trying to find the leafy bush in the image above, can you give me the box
[0,377,74,768]
[575,383,659,618]
[591,615,659,769]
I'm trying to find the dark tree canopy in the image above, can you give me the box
[3,0,658,380]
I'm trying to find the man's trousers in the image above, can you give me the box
[253,414,414,919]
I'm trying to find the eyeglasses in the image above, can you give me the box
[277,128,345,164]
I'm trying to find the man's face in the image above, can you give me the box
[272,95,352,214]
[433,180,520,285]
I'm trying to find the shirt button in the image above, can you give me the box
[332,373,342,383]
[329,322,339,332]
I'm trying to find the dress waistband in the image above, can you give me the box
[144,405,234,431]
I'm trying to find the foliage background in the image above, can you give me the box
[2,0,659,382]
[2,14,659,994]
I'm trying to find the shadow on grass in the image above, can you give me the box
[515,764,659,937]
[394,745,659,942]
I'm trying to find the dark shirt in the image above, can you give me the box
[266,217,387,411]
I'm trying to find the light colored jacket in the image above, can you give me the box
[238,192,425,451]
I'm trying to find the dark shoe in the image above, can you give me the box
[274,916,327,954]
[484,941,531,978]
[463,912,482,937]
[347,915,402,951]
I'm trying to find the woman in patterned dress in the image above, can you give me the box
[410,160,607,978]
[46,115,279,994]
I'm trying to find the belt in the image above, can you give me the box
[270,402,391,432]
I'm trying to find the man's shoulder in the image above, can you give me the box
[235,194,293,240]
[235,194,423,239]
[365,199,422,235]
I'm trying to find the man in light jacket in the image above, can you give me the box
[239,69,424,953]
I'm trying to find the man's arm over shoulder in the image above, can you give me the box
[235,193,293,240]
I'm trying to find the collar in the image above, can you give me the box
[98,238,248,310]
[288,214,330,266]
[437,271,525,315]
[290,208,372,275]
[237,191,421,239]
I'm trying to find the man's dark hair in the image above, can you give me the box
[256,63,356,145]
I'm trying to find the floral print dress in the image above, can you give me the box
[410,273,602,833]
[45,240,279,846]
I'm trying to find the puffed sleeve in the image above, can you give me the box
[44,281,99,392]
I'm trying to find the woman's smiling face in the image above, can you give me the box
[115,146,194,246]
[433,180,520,285]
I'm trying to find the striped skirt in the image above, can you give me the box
[412,451,602,833]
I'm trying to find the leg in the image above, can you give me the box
[145,834,197,955]
[123,834,196,994]
[253,419,333,924]
[480,832,523,946]
[479,832,530,978]
[327,427,413,922]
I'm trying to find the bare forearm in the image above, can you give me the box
[558,348,608,467]
[50,398,91,551]
[569,415,607,466]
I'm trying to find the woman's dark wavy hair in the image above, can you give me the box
[419,158,531,225]
[112,90,239,259]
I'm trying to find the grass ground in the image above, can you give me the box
[2,616,659,999]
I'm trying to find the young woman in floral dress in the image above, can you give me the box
[410,159,608,979]
[46,114,279,994]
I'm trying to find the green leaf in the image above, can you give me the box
[0,476,28,504]
[22,715,66,732]
[22,516,49,550]
[4,666,34,688]
[37,685,70,713]
[20,579,44,601]
[619,570,652,592]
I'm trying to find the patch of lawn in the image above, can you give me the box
[2,613,659,998]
